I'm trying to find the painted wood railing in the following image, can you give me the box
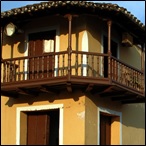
[1,51,144,93]
[110,56,144,93]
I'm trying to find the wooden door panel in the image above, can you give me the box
[106,117,111,145]
[29,40,43,79]
[28,41,35,79]
[103,36,108,78]
[100,116,106,145]
[111,40,118,80]
[100,114,111,145]
[27,113,50,145]
[27,114,37,145]
[36,114,50,145]
[28,30,56,79]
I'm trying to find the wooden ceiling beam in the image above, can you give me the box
[40,85,59,94]
[111,95,136,101]
[1,91,18,98]
[101,90,128,97]
[122,97,145,104]
[17,87,39,97]
[91,85,112,95]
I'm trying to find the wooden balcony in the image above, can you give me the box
[1,51,145,104]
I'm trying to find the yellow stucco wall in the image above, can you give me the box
[1,91,145,145]
[85,93,145,145]
[120,45,142,70]
[1,90,85,145]
[1,15,144,145]
[86,15,102,53]
[85,93,98,145]
[122,103,145,145]
[2,34,25,59]
[2,15,142,67]
[101,20,142,70]
[85,92,122,145]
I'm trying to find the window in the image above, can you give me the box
[43,39,54,53]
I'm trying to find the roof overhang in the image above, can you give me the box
[1,1,145,44]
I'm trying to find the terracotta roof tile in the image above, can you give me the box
[1,1,145,30]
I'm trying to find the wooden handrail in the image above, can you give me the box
[1,52,143,74]
[72,50,108,56]
[111,56,143,73]
[2,60,19,68]
[1,51,144,94]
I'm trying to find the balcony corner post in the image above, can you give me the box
[1,26,3,62]
[141,43,145,93]
[107,20,112,83]
[141,43,145,72]
[65,14,72,82]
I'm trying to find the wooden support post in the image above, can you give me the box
[64,14,73,92]
[1,27,3,61]
[65,14,72,82]
[107,20,112,83]
[68,14,72,51]
[141,44,144,72]
[141,44,145,93]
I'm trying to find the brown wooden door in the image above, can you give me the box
[28,39,43,79]
[27,112,50,145]
[100,114,111,145]
[28,30,56,79]
[103,36,108,78]
[27,109,59,145]
[111,41,118,81]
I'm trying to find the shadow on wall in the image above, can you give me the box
[4,90,83,107]
[85,91,145,129]
[2,15,100,55]
[2,33,27,58]
[122,103,145,129]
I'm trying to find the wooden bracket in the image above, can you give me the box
[66,82,72,92]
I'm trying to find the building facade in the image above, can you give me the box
[1,1,145,145]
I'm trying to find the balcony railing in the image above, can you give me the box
[1,51,144,95]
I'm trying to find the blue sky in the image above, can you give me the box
[1,1,145,25]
